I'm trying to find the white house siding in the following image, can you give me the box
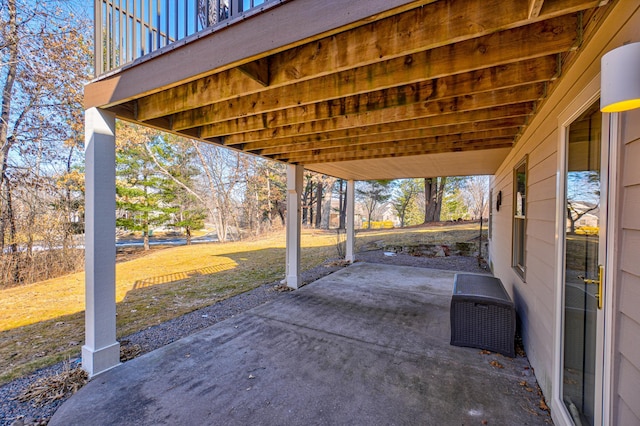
[614,108,640,424]
[489,1,640,419]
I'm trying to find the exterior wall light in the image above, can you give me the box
[601,42,640,112]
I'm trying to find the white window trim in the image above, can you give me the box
[512,156,527,280]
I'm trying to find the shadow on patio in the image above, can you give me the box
[50,263,551,425]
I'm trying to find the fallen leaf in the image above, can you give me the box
[519,381,527,386]
[481,421,488,425]
[479,350,491,355]
[489,360,504,369]
[539,399,549,412]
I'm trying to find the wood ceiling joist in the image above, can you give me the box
[260,127,519,159]
[132,0,596,122]
[277,139,515,164]
[221,84,545,145]
[161,16,575,131]
[268,129,519,160]
[204,102,534,147]
[173,55,557,134]
[243,116,528,153]
[238,57,270,87]
[529,0,546,18]
[252,124,523,156]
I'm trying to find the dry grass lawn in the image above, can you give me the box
[0,223,483,384]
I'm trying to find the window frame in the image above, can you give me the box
[512,156,528,280]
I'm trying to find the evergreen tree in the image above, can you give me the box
[115,135,176,250]
[152,137,206,244]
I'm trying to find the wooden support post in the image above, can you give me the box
[285,164,304,289]
[345,179,356,263]
[82,108,120,377]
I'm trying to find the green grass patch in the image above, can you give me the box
[0,223,482,385]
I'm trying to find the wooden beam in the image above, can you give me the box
[84,0,431,109]
[238,57,270,86]
[146,15,576,124]
[221,84,545,145]
[203,99,533,138]
[529,0,545,18]
[268,129,518,159]
[243,116,528,152]
[252,125,523,156]
[123,0,596,119]
[268,0,599,86]
[278,139,515,164]
[174,55,557,133]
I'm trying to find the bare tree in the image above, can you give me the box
[392,179,422,227]
[192,143,245,242]
[357,180,392,228]
[0,0,91,285]
[462,176,490,220]
[424,177,447,222]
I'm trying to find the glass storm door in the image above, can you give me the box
[562,101,605,426]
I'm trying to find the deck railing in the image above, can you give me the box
[95,0,278,76]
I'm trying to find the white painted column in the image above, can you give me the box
[82,108,120,377]
[285,164,304,289]
[345,179,356,263]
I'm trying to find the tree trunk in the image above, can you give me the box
[0,0,18,252]
[143,223,150,250]
[315,182,323,228]
[424,177,447,222]
[320,177,335,229]
[5,181,17,255]
[266,177,273,226]
[0,0,18,195]
[435,176,446,221]
[306,180,314,226]
[338,180,346,229]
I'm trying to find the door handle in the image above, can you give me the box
[578,265,603,310]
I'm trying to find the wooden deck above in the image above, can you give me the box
[85,0,614,180]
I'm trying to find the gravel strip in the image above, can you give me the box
[0,252,484,425]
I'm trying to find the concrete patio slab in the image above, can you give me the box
[50,263,551,425]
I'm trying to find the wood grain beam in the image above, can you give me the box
[130,0,595,121]
[221,84,545,145]
[238,57,270,86]
[175,55,557,133]
[243,116,528,152]
[84,0,433,109]
[161,16,575,127]
[203,102,534,146]
[268,0,599,86]
[252,124,523,156]
[268,129,518,159]
[276,139,516,164]
[529,0,545,18]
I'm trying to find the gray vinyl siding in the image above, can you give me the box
[613,109,640,424]
[489,2,640,422]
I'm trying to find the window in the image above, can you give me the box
[513,157,527,279]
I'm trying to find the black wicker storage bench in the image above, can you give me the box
[450,273,516,357]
